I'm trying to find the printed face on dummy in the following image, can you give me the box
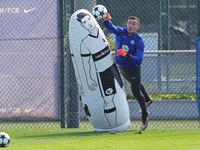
[81,15,95,30]
[127,19,139,34]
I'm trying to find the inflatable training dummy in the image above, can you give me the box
[69,9,130,131]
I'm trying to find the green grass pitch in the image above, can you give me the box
[1,128,200,150]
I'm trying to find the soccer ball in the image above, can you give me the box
[0,132,10,147]
[92,5,107,20]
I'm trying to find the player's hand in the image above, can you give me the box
[104,13,111,21]
[116,49,127,57]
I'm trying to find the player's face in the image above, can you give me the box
[127,19,139,34]
[81,15,95,30]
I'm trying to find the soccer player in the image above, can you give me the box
[103,14,153,131]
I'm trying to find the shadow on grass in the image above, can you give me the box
[18,129,140,138]
[18,131,113,138]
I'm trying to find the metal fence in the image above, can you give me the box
[0,0,199,129]
[65,0,199,129]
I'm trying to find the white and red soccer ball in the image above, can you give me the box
[92,5,107,20]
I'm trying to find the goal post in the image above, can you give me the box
[196,37,200,125]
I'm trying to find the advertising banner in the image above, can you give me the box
[0,0,60,119]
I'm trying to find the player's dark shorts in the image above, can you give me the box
[98,63,123,96]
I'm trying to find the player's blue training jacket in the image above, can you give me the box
[104,20,145,69]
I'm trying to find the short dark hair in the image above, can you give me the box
[128,16,140,25]
[77,12,90,23]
